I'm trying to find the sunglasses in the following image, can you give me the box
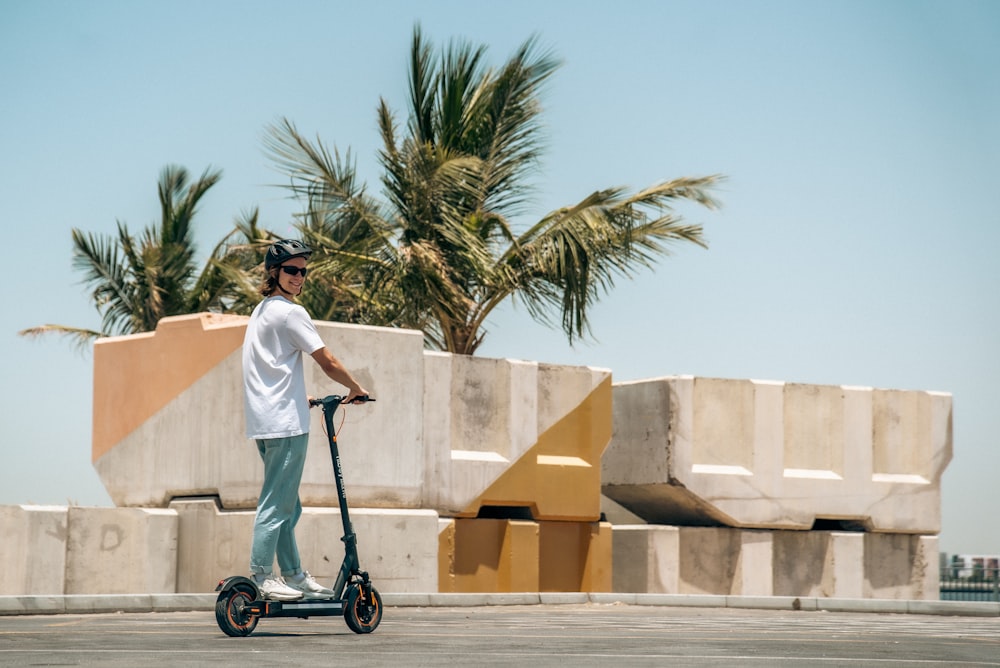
[280,265,308,277]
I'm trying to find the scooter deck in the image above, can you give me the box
[247,598,346,618]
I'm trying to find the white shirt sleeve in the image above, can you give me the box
[286,305,325,354]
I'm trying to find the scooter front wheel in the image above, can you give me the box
[215,582,259,637]
[344,583,382,634]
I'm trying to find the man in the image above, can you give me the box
[242,238,370,600]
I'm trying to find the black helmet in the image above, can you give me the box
[265,239,312,271]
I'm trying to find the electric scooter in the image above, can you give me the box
[214,394,382,637]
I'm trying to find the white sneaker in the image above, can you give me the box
[285,571,335,599]
[258,576,304,601]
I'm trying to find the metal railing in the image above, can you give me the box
[939,566,1000,602]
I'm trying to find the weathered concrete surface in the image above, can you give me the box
[424,353,612,521]
[65,507,177,595]
[612,525,939,600]
[2,318,953,599]
[92,314,425,510]
[603,376,952,533]
[0,500,440,595]
[93,314,611,523]
[0,506,68,595]
[170,498,439,593]
[0,504,939,599]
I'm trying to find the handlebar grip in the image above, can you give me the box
[309,394,376,407]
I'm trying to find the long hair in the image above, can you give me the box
[259,267,280,297]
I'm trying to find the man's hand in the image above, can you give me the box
[344,388,371,404]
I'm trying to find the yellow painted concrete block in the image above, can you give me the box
[458,376,613,521]
[539,520,612,592]
[440,518,539,593]
[439,518,611,593]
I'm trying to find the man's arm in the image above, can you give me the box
[310,347,369,402]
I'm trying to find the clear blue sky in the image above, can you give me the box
[2,0,997,555]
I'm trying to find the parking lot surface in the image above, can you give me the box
[1,603,998,667]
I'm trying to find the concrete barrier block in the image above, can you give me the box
[170,498,438,593]
[425,354,612,521]
[299,323,426,509]
[773,531,864,598]
[0,505,68,595]
[739,530,774,596]
[677,527,742,595]
[93,314,425,510]
[93,313,611,524]
[172,498,252,592]
[440,518,540,592]
[336,508,440,593]
[65,507,177,595]
[603,376,952,533]
[612,525,679,594]
[440,518,611,593]
[674,527,774,596]
[540,520,612,592]
[614,525,936,599]
[864,533,939,600]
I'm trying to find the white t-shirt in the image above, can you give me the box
[242,296,325,440]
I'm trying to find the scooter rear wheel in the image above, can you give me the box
[344,583,382,634]
[215,582,259,637]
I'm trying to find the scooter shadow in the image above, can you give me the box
[231,630,354,638]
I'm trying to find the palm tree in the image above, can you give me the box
[265,26,723,355]
[19,165,256,348]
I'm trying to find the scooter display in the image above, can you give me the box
[214,394,382,637]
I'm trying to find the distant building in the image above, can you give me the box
[942,553,1000,579]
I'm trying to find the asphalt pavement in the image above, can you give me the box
[1,602,998,667]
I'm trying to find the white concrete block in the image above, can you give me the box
[612,525,679,594]
[604,376,952,533]
[170,498,438,594]
[864,533,939,600]
[773,530,864,598]
[64,507,177,595]
[0,505,67,595]
[612,524,935,600]
[738,531,773,596]
[678,527,744,595]
[831,532,865,598]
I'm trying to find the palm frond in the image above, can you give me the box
[27,164,228,347]
[408,24,441,144]
[265,26,724,354]
[17,325,104,353]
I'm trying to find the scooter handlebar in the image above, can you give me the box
[309,394,375,408]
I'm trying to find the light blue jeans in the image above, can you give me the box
[250,434,308,578]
